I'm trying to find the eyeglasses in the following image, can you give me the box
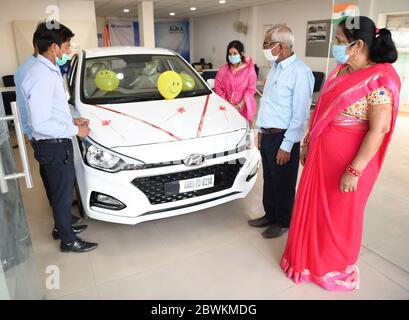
[263,42,280,49]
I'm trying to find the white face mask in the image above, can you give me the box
[263,44,280,62]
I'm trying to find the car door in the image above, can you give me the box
[67,54,79,106]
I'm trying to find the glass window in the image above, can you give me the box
[68,55,78,99]
[81,54,210,105]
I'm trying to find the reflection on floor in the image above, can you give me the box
[16,117,409,300]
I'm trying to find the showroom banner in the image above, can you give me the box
[154,21,190,62]
[107,18,135,46]
[107,18,190,62]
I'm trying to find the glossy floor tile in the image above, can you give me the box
[17,117,409,299]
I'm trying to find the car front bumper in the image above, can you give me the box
[74,148,260,225]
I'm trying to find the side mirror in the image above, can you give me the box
[206,79,215,90]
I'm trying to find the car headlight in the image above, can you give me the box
[236,123,254,151]
[80,139,145,173]
[86,145,123,171]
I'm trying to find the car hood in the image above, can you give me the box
[77,93,248,148]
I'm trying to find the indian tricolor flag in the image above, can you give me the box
[332,3,359,25]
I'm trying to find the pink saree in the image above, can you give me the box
[280,63,401,291]
[214,57,257,122]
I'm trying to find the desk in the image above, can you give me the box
[0,86,16,92]
[0,87,16,116]
[199,69,218,81]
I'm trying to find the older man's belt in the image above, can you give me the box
[31,138,71,144]
[260,128,285,134]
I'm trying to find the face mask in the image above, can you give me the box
[332,41,356,64]
[263,44,280,62]
[228,54,242,65]
[55,46,69,66]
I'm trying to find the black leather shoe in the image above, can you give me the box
[248,216,274,228]
[60,237,98,253]
[262,225,289,239]
[52,225,88,240]
[71,214,81,224]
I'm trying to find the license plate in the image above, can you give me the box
[179,175,215,193]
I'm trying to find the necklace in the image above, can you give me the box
[361,62,374,69]
[346,62,374,74]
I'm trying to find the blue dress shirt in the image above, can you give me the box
[256,54,315,152]
[14,55,37,139]
[21,54,78,140]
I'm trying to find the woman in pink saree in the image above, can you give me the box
[281,16,401,291]
[214,40,257,123]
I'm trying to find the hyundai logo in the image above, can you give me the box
[183,154,206,167]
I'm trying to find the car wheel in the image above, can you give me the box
[74,179,86,218]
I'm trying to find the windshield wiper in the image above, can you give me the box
[179,89,211,98]
[110,94,164,104]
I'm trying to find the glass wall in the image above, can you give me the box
[0,95,43,299]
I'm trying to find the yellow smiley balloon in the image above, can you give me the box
[95,69,120,92]
[157,71,183,99]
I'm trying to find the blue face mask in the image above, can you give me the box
[332,41,356,64]
[228,54,242,65]
[55,47,69,66]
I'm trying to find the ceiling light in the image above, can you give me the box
[123,9,130,13]
[169,12,175,16]
[190,7,197,11]
[219,0,226,3]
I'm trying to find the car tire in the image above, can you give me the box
[74,179,86,218]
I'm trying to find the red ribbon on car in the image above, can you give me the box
[92,104,182,140]
[89,94,211,141]
[196,95,210,138]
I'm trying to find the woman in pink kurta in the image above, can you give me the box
[280,17,401,291]
[214,40,257,123]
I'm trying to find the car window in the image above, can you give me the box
[68,54,78,98]
[81,54,211,105]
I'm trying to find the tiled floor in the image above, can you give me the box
[18,117,409,300]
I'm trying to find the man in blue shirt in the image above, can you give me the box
[14,45,37,140]
[15,29,81,224]
[249,24,315,239]
[22,22,98,253]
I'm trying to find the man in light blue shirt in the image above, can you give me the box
[23,54,79,140]
[15,31,80,225]
[14,52,37,140]
[249,24,315,239]
[22,21,97,253]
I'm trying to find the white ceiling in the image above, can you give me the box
[93,0,285,19]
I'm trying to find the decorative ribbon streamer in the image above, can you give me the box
[219,106,229,122]
[86,110,126,140]
[165,107,187,122]
[91,104,182,140]
[196,95,211,138]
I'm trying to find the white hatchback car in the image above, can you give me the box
[65,47,260,225]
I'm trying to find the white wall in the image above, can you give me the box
[370,0,409,20]
[192,0,334,78]
[193,9,247,69]
[256,0,333,75]
[369,0,409,27]
[0,0,98,77]
[192,0,409,79]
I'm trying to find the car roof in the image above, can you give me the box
[83,47,176,59]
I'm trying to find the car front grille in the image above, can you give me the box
[141,145,249,169]
[131,159,245,205]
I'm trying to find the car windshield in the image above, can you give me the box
[81,54,211,104]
